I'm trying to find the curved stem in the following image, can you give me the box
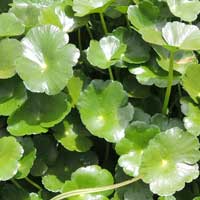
[99,13,108,34]
[99,13,114,81]
[86,24,94,39]
[78,28,82,52]
[162,51,175,115]
[50,177,141,200]
[11,179,24,190]
[108,67,114,81]
[24,177,42,190]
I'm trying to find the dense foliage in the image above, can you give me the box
[0,0,200,199]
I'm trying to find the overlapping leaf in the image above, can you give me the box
[39,5,88,32]
[182,64,200,103]
[7,92,71,136]
[0,77,27,116]
[61,165,114,199]
[78,80,134,142]
[0,136,24,181]
[112,27,150,64]
[42,150,98,192]
[162,0,200,22]
[73,0,113,16]
[116,121,160,177]
[87,36,126,69]
[0,13,25,37]
[15,137,37,179]
[180,98,200,136]
[0,39,22,79]
[153,45,198,74]
[53,110,93,152]
[140,128,200,196]
[16,25,80,95]
[129,63,181,88]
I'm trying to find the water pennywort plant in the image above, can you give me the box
[0,0,200,200]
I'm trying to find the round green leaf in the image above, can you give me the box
[182,64,200,103]
[163,0,200,22]
[53,110,93,152]
[112,27,150,64]
[15,137,36,179]
[0,77,27,116]
[127,5,166,46]
[39,5,88,33]
[7,92,71,136]
[0,13,25,37]
[73,0,113,17]
[68,165,114,196]
[78,80,134,143]
[129,64,180,88]
[0,136,24,181]
[16,25,80,95]
[87,36,126,69]
[42,150,98,192]
[9,3,40,28]
[153,45,198,74]
[180,98,200,136]
[140,128,200,196]
[132,107,151,123]
[0,39,22,79]
[116,121,160,176]
[162,22,200,50]
[151,114,184,131]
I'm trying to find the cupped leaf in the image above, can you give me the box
[132,107,151,123]
[72,0,113,17]
[42,150,98,192]
[140,128,200,196]
[39,5,88,33]
[15,137,36,179]
[67,70,89,107]
[0,136,24,181]
[7,92,71,136]
[115,121,160,177]
[129,63,180,88]
[62,165,114,197]
[0,13,25,37]
[0,39,22,79]
[163,0,200,22]
[78,80,134,143]
[180,98,200,136]
[9,3,40,28]
[16,25,80,95]
[53,110,93,152]
[162,22,200,50]
[127,5,166,46]
[151,113,184,131]
[153,45,198,74]
[112,27,151,64]
[87,36,126,69]
[182,64,200,103]
[0,77,27,116]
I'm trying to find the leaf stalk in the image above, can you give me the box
[50,176,141,200]
[162,51,175,115]
[99,12,114,81]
